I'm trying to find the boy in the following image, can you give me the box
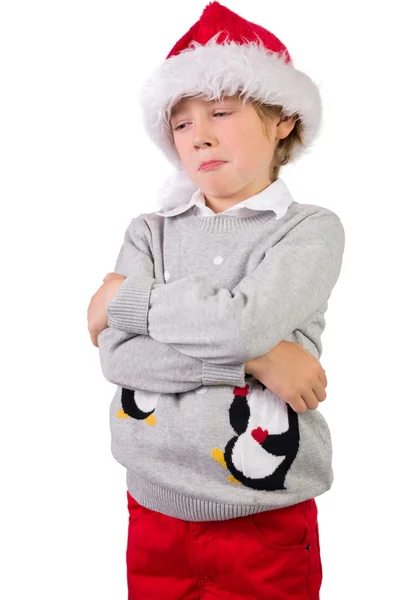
[87,2,345,598]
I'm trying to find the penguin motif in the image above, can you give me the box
[116,387,160,426]
[212,378,300,490]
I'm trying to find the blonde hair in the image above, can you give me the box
[250,100,305,182]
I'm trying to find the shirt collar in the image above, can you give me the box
[156,178,294,220]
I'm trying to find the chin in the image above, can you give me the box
[206,186,239,200]
[198,178,237,195]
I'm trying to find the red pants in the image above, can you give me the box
[126,491,322,600]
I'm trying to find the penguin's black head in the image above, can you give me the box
[244,374,267,392]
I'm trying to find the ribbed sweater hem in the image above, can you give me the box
[126,469,332,522]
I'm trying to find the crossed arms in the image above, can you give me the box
[97,212,345,393]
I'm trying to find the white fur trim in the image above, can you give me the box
[156,168,198,212]
[140,36,323,209]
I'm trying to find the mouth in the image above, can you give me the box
[198,161,227,171]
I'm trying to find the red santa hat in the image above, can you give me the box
[139,2,323,210]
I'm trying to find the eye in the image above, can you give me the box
[173,111,232,131]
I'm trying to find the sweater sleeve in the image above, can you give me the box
[105,216,156,335]
[99,216,246,389]
[98,328,245,391]
[107,213,345,364]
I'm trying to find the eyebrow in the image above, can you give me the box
[170,105,184,119]
[170,98,236,121]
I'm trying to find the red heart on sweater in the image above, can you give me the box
[251,427,269,444]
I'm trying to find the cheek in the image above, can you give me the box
[226,126,259,155]
[174,139,194,168]
[241,132,273,167]
[231,136,263,168]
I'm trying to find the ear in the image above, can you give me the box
[276,115,297,141]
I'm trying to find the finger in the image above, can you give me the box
[301,388,320,410]
[318,367,328,387]
[104,272,121,282]
[90,331,99,347]
[289,396,308,414]
[318,369,327,388]
[311,379,327,403]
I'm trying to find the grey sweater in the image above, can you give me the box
[98,195,345,521]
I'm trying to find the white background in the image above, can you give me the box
[1,1,399,598]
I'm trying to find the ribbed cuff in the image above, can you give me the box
[202,362,246,387]
[107,274,155,335]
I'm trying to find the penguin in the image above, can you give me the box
[212,377,300,490]
[116,387,159,426]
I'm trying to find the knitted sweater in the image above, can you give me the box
[97,180,345,521]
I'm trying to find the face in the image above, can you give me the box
[170,94,295,213]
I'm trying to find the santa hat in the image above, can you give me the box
[139,1,322,210]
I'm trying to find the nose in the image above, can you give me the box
[194,138,213,149]
[192,123,217,150]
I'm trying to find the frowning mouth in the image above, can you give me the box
[199,160,227,171]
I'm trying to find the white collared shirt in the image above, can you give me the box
[156,178,294,220]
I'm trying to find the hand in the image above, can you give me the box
[87,272,126,347]
[245,341,327,414]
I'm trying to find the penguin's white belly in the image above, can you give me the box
[134,390,161,412]
[231,383,290,478]
[232,433,285,478]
